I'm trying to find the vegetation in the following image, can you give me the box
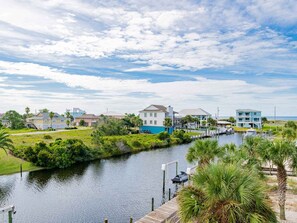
[12,139,93,168]
[178,163,277,223]
[122,113,143,131]
[79,119,86,126]
[1,110,25,129]
[49,111,55,128]
[186,139,221,167]
[163,117,172,132]
[0,130,14,154]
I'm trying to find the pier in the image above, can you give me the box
[135,198,179,223]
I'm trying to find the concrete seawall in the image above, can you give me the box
[135,198,180,223]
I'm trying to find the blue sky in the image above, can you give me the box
[0,0,296,116]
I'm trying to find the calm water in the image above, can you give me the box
[0,134,243,223]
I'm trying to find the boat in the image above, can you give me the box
[226,127,234,135]
[171,171,188,184]
[244,128,257,137]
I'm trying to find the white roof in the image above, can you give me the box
[179,108,211,116]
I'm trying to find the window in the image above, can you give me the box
[150,113,153,117]
[144,113,147,117]
[154,120,157,125]
[245,113,249,116]
[144,120,147,124]
[254,112,257,115]
[154,113,157,117]
[238,113,242,116]
[150,120,153,124]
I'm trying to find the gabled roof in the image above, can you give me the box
[27,112,66,120]
[179,108,211,116]
[236,109,261,112]
[76,114,99,119]
[140,104,168,112]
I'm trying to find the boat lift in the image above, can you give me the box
[0,205,15,223]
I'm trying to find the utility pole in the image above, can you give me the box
[274,106,276,122]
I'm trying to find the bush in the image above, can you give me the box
[158,131,170,140]
[132,140,142,148]
[43,135,52,139]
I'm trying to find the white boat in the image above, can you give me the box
[244,128,257,137]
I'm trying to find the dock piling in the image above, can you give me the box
[151,197,154,211]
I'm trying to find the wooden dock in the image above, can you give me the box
[135,198,180,223]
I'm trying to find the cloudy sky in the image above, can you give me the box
[0,0,296,116]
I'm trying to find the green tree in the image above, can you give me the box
[66,120,70,127]
[122,113,143,130]
[1,110,25,129]
[181,115,194,129]
[0,130,14,154]
[262,117,268,123]
[40,108,49,113]
[49,112,55,128]
[207,117,217,126]
[228,116,236,123]
[178,163,277,223]
[163,117,172,133]
[79,119,86,126]
[25,107,30,117]
[186,139,221,167]
[257,139,297,220]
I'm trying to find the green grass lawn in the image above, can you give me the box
[0,150,42,175]
[9,128,94,147]
[4,128,39,134]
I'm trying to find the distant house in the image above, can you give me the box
[66,108,86,119]
[74,114,100,127]
[100,111,125,119]
[177,108,212,128]
[0,113,10,127]
[236,109,262,129]
[26,112,67,130]
[139,104,175,134]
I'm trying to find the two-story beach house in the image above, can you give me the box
[26,112,68,130]
[236,109,262,129]
[139,105,175,134]
[177,108,212,128]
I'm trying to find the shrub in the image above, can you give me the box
[132,140,142,148]
[158,131,170,140]
[43,135,52,139]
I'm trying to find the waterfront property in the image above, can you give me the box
[176,108,212,128]
[66,108,86,119]
[236,109,262,128]
[26,112,68,130]
[139,104,175,134]
[74,114,99,127]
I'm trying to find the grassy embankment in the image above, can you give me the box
[1,128,198,175]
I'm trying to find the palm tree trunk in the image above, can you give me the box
[277,165,287,220]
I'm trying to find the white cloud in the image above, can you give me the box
[0,60,295,116]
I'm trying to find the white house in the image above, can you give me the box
[177,108,212,128]
[139,105,174,134]
[26,112,68,130]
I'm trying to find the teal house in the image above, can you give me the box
[236,109,262,129]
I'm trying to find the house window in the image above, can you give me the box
[150,113,153,117]
[154,120,157,125]
[154,113,157,117]
[150,120,153,124]
[245,113,249,116]
[254,112,257,115]
[238,113,242,116]
[144,120,147,124]
[144,113,147,117]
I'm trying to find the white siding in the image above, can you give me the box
[140,111,165,127]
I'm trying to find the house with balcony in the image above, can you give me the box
[26,112,67,130]
[139,105,175,134]
[236,109,262,129]
[177,108,212,128]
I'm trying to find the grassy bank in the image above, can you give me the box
[0,150,42,175]
[3,129,194,175]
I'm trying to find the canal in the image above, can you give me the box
[0,133,243,223]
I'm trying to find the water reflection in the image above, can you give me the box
[25,162,90,191]
[0,177,15,206]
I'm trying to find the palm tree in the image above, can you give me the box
[282,127,296,141]
[49,112,55,129]
[163,117,172,133]
[0,130,14,154]
[258,139,297,220]
[177,163,277,223]
[186,139,221,168]
[25,107,30,117]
